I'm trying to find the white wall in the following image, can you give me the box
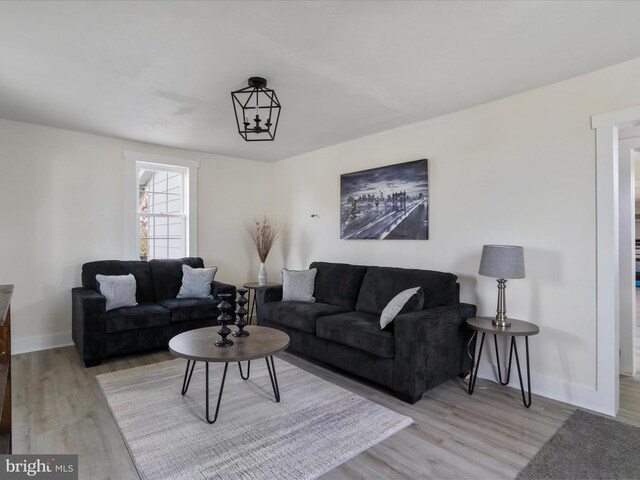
[0,119,271,353]
[270,57,640,412]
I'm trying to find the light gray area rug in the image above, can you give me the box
[97,358,412,480]
[517,409,640,479]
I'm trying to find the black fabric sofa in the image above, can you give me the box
[72,257,235,367]
[256,261,476,403]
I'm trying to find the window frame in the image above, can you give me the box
[137,163,187,260]
[124,151,199,261]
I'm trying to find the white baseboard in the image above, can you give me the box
[12,331,73,355]
[475,362,615,416]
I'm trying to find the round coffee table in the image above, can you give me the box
[169,325,290,424]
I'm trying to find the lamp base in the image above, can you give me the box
[493,278,511,328]
[492,318,511,328]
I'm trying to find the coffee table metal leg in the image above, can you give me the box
[512,337,533,408]
[238,360,251,380]
[181,359,196,395]
[468,332,485,395]
[494,334,516,386]
[206,361,229,424]
[265,356,281,402]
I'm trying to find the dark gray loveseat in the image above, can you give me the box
[256,261,476,403]
[72,257,235,367]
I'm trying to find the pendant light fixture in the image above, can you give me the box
[231,77,281,141]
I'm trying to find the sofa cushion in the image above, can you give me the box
[282,268,317,302]
[309,262,368,310]
[355,266,458,314]
[96,274,138,311]
[82,260,154,304]
[149,257,205,301]
[177,264,217,299]
[157,297,220,323]
[380,287,424,330]
[316,311,394,359]
[260,301,348,333]
[106,303,170,333]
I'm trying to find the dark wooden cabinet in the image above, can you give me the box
[0,285,12,453]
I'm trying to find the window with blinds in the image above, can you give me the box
[137,163,188,261]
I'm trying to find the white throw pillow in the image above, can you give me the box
[96,274,138,311]
[282,268,317,302]
[380,287,421,330]
[177,264,218,299]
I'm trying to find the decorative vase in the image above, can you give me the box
[233,288,249,337]
[215,294,234,347]
[258,262,267,286]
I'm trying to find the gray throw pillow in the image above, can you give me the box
[177,264,218,299]
[399,287,424,315]
[282,268,317,302]
[380,287,423,330]
[96,274,138,311]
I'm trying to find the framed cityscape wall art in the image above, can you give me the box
[340,159,429,240]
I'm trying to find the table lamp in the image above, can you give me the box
[479,245,525,328]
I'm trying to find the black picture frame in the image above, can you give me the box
[340,159,429,240]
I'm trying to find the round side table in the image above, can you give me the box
[466,317,539,408]
[243,282,282,324]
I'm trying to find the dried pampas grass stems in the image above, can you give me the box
[250,217,282,262]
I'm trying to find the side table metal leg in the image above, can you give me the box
[248,291,256,325]
[238,360,251,380]
[181,359,196,395]
[206,362,229,424]
[265,355,281,402]
[512,337,533,408]
[494,334,515,386]
[468,332,486,395]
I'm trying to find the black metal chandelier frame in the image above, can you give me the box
[231,77,281,142]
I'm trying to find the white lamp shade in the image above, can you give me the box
[479,245,525,279]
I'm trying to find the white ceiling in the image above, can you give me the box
[2,1,640,162]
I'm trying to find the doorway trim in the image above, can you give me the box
[592,103,640,416]
[618,137,640,376]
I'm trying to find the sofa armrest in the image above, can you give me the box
[392,303,476,401]
[211,280,236,298]
[71,287,107,367]
[256,284,283,307]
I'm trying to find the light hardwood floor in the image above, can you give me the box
[13,346,640,480]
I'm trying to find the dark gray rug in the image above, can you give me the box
[517,410,640,479]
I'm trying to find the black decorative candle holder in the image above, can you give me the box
[233,288,249,337]
[215,293,234,347]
